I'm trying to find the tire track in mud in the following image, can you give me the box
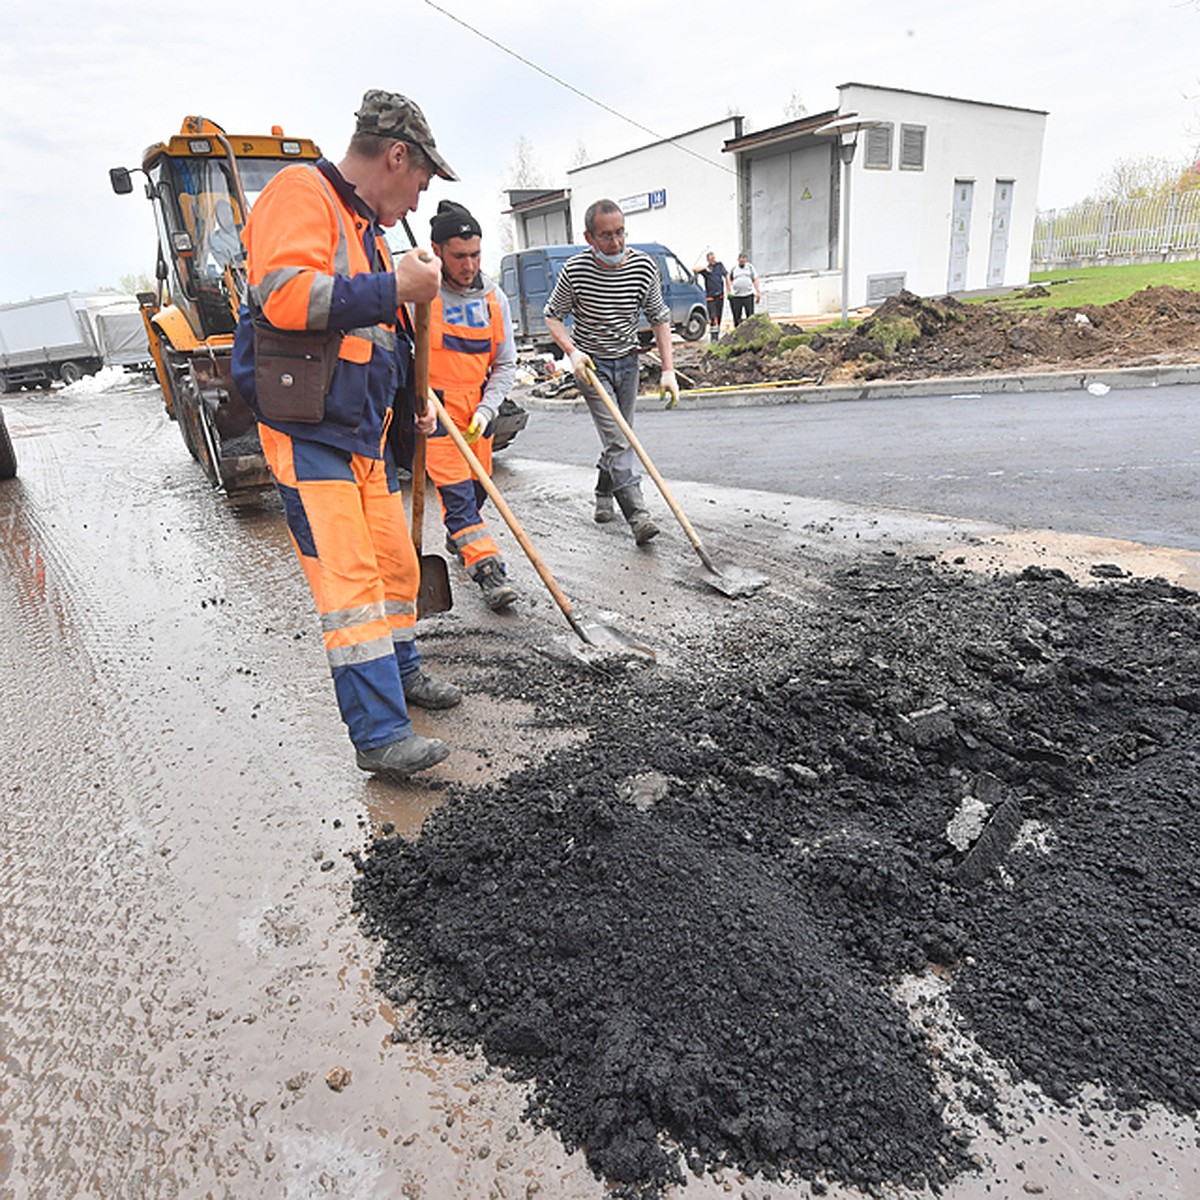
[0,384,278,1199]
[4,379,583,1200]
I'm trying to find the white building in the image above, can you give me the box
[507,117,743,272]
[505,83,1047,319]
[731,83,1047,316]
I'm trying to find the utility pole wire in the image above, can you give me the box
[421,0,737,177]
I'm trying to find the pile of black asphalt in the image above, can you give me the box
[352,555,1200,1197]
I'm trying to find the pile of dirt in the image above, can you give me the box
[671,285,1200,388]
[353,556,1200,1197]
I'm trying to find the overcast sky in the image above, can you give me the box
[1,0,1197,302]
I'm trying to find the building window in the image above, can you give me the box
[899,124,927,170]
[864,123,893,170]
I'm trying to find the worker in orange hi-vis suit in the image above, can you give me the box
[231,89,462,781]
[426,200,519,612]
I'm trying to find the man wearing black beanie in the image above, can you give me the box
[425,200,520,611]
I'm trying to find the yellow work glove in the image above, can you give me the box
[463,402,495,445]
[659,368,680,410]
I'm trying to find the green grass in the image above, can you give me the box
[974,259,1200,312]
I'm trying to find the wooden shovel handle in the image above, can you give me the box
[424,390,593,644]
[410,302,430,556]
[579,365,721,576]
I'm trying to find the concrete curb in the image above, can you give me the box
[518,362,1200,413]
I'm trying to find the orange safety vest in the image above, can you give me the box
[428,288,506,425]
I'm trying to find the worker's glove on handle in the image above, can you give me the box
[660,368,680,410]
[464,403,495,446]
[568,348,596,384]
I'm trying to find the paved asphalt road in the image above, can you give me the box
[509,382,1200,551]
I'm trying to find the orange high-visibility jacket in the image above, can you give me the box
[428,287,508,426]
[232,160,410,459]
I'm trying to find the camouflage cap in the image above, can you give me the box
[354,89,458,181]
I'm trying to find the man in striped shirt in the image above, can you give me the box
[543,199,680,543]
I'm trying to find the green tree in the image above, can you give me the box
[1171,153,1200,194]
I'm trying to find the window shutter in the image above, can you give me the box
[866,273,906,305]
[900,125,926,170]
[864,124,893,169]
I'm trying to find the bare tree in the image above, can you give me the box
[569,138,590,170]
[495,137,546,256]
[506,136,546,188]
[783,90,808,122]
[118,272,155,297]
[1092,154,1184,200]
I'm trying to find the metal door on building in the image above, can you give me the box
[749,144,834,275]
[987,180,1014,287]
[947,180,974,292]
[521,209,569,249]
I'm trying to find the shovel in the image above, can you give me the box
[410,302,453,617]
[578,363,769,599]
[424,389,654,661]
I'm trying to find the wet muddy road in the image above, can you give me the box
[2,374,1198,1199]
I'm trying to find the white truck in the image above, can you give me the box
[0,292,150,392]
[89,301,153,374]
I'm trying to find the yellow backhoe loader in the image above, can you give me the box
[110,117,321,498]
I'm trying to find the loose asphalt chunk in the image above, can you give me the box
[353,556,1200,1196]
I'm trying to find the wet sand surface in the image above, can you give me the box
[1,375,1197,1198]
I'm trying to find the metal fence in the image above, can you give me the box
[1032,192,1200,266]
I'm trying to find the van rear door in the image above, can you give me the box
[499,256,523,338]
[517,251,553,343]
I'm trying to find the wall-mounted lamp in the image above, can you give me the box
[814,116,883,324]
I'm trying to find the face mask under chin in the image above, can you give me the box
[592,247,625,267]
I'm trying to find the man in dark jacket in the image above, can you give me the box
[694,250,728,341]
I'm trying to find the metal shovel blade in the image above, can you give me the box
[582,619,656,660]
[417,553,453,618]
[693,560,770,599]
[564,619,657,666]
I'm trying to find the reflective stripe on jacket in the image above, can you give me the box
[231,160,411,459]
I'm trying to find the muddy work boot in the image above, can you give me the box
[614,482,659,545]
[471,556,519,611]
[356,732,449,779]
[594,491,615,524]
[593,468,615,523]
[401,669,463,710]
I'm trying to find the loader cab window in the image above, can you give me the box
[165,158,245,276]
[150,157,241,334]
[235,159,302,210]
[151,154,304,337]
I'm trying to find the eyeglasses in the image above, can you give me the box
[592,228,625,244]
